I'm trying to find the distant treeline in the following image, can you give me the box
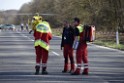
[0,0,124,32]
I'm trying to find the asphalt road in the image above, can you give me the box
[0,30,124,83]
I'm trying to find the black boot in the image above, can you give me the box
[42,70,48,75]
[42,67,48,75]
[35,66,40,75]
[62,69,67,73]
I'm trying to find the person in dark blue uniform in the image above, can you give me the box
[61,21,75,73]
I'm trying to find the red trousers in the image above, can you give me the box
[75,42,88,73]
[35,46,48,66]
[63,44,75,71]
[76,42,88,63]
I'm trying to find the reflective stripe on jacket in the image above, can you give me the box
[77,24,84,41]
[34,39,49,50]
[34,21,52,51]
[36,21,52,33]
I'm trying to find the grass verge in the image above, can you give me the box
[52,28,62,36]
[93,40,124,51]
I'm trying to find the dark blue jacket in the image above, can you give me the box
[61,26,74,47]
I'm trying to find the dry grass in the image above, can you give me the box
[52,28,62,36]
[52,28,124,50]
[94,32,124,50]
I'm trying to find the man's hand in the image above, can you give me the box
[61,47,63,50]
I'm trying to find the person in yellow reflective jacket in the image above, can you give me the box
[34,20,52,75]
[31,14,52,75]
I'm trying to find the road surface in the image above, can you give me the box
[0,31,124,83]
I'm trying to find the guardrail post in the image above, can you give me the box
[116,29,119,45]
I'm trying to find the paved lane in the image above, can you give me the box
[0,31,124,83]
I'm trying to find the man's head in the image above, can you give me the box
[63,21,70,28]
[73,17,80,26]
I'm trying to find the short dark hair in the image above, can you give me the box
[74,17,80,23]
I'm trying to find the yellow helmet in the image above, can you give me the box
[32,13,42,30]
[32,13,42,23]
[35,13,39,16]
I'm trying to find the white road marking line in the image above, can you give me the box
[89,43,124,54]
[17,31,34,41]
[52,51,60,56]
[21,34,34,41]
[54,35,62,38]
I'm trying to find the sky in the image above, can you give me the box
[0,0,31,10]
